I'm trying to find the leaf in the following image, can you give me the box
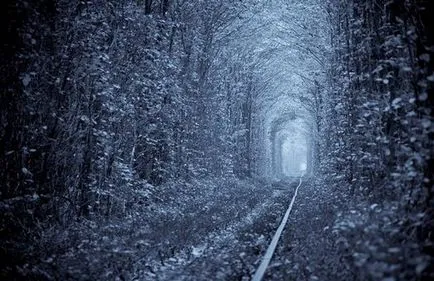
[22,74,31,87]
[391,98,402,105]
[21,167,33,176]
[421,119,431,129]
[419,92,428,101]
[419,53,430,62]
[416,261,429,275]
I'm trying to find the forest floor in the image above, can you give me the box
[28,177,315,280]
[17,176,364,281]
[11,174,433,280]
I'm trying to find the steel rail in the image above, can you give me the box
[252,177,302,281]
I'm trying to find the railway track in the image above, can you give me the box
[149,177,304,280]
[252,177,303,281]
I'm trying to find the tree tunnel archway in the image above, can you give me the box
[229,0,328,182]
[269,110,312,179]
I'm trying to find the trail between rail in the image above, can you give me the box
[252,177,302,281]
[147,179,302,280]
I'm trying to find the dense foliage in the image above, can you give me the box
[1,0,262,278]
[319,0,434,279]
[1,0,432,280]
